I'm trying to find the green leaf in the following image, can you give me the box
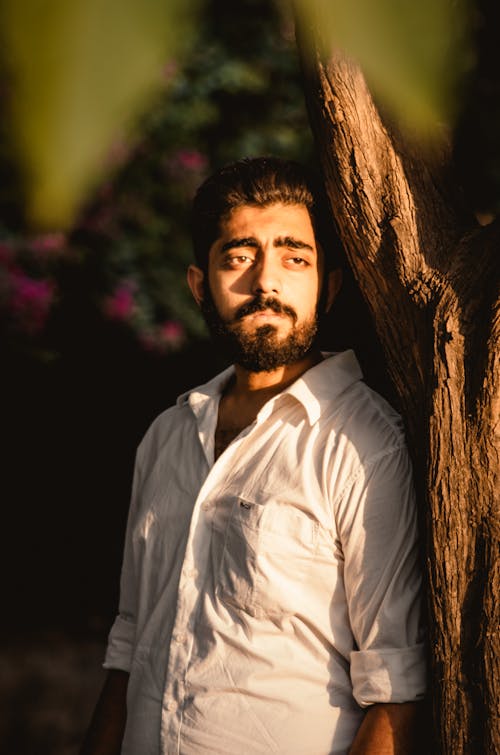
[296,0,471,134]
[0,0,200,228]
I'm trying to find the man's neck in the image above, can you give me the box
[230,348,323,406]
[214,349,323,461]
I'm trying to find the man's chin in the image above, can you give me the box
[220,322,318,372]
[236,320,289,341]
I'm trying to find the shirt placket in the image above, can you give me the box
[159,403,258,753]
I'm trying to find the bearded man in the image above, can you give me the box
[82,157,426,755]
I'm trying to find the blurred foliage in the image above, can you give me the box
[296,0,472,134]
[0,0,198,227]
[0,0,313,356]
[0,0,499,361]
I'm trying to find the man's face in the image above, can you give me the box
[189,202,334,372]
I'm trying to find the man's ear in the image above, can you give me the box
[187,265,205,307]
[325,268,342,313]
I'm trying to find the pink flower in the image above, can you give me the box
[139,320,186,353]
[159,320,185,346]
[103,282,136,321]
[163,149,209,199]
[175,149,207,172]
[8,271,55,333]
[29,232,66,255]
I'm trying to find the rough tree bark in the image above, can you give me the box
[297,31,500,755]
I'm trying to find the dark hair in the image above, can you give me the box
[191,156,342,271]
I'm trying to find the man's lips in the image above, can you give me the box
[246,310,286,319]
[234,296,298,323]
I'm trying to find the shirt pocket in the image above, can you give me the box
[215,494,320,619]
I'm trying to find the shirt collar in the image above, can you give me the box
[176,364,235,415]
[176,350,363,425]
[284,350,363,424]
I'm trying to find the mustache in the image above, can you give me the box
[234,296,297,323]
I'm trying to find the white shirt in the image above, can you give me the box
[105,351,426,755]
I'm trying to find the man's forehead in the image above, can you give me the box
[217,202,316,239]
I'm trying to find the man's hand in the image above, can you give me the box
[349,702,426,754]
[80,669,129,755]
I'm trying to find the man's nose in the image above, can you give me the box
[251,254,281,296]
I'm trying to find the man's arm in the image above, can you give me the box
[80,669,129,755]
[349,701,424,754]
[335,439,427,750]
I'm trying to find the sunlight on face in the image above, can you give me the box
[203,203,324,371]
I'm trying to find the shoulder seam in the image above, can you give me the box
[331,442,407,526]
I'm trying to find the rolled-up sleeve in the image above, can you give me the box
[103,450,143,673]
[104,614,136,672]
[350,645,426,707]
[336,443,427,707]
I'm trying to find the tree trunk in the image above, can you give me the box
[297,33,500,755]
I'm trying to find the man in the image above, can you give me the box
[82,157,426,754]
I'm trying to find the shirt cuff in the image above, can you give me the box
[103,614,136,673]
[350,643,427,707]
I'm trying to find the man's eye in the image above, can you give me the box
[287,256,309,266]
[224,255,253,268]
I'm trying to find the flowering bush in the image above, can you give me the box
[0,236,59,336]
[0,0,313,357]
[7,270,56,334]
[102,282,137,322]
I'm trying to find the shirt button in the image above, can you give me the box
[174,633,186,644]
[202,502,211,510]
[163,699,177,712]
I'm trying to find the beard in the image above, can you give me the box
[201,288,318,372]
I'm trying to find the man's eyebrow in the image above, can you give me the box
[274,236,314,252]
[220,237,260,253]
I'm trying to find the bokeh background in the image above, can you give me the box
[0,4,322,752]
[1,0,499,752]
